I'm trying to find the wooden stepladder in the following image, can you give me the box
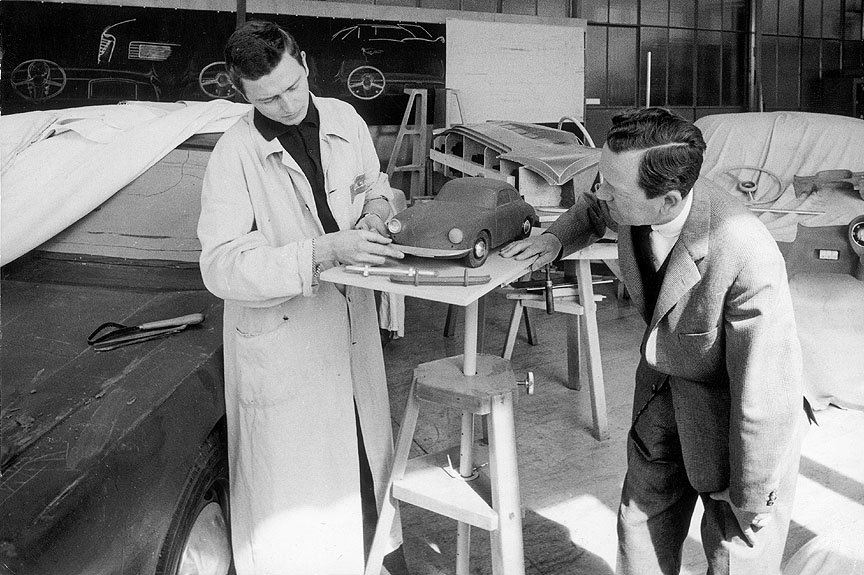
[386,88,429,203]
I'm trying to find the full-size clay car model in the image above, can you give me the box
[386,177,537,267]
[1,132,231,575]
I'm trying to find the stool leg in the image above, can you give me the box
[456,412,475,575]
[574,259,609,441]
[565,315,582,390]
[487,392,525,575]
[502,301,522,360]
[365,385,421,575]
[444,304,457,337]
[522,307,537,346]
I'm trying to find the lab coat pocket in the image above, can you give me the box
[233,307,310,407]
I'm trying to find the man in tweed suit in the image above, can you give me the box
[502,107,808,574]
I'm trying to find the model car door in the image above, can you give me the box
[495,187,520,242]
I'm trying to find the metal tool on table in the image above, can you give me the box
[88,312,205,351]
[344,264,438,278]
[389,268,491,286]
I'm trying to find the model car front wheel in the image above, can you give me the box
[465,230,491,268]
[519,217,533,239]
[155,426,233,575]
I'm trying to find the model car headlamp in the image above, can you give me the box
[386,218,403,235]
[448,228,464,244]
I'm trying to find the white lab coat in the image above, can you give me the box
[197,96,401,575]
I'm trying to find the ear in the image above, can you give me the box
[661,190,683,216]
[300,51,309,76]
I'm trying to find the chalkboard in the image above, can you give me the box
[0,1,445,125]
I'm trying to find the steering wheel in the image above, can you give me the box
[11,59,67,102]
[346,66,385,100]
[717,166,784,205]
[198,61,236,99]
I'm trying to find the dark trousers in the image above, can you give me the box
[616,386,803,575]
[355,404,410,574]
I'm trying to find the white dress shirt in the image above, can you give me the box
[648,189,694,270]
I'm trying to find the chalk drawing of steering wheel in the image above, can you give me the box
[11,59,68,102]
[347,65,386,100]
[198,61,236,99]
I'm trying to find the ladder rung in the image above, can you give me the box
[392,165,423,173]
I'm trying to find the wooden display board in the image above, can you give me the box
[445,18,585,125]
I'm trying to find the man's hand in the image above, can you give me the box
[354,212,388,236]
[316,229,404,266]
[709,488,772,547]
[499,233,563,271]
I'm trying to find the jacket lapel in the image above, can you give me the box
[649,184,711,330]
[618,225,647,318]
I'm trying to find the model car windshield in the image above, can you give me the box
[436,185,497,209]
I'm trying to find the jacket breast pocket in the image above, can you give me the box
[676,326,723,379]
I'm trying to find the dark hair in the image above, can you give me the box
[605,107,706,199]
[224,20,303,94]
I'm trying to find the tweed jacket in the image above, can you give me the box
[547,177,803,514]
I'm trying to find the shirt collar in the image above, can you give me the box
[253,95,319,142]
[651,188,693,238]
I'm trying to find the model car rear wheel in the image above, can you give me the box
[155,426,233,575]
[465,230,490,268]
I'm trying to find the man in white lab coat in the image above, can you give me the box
[197,20,406,575]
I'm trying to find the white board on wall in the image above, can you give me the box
[445,18,585,125]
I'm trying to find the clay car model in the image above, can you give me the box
[386,177,537,267]
[0,133,231,575]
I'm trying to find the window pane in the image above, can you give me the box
[609,0,638,24]
[801,38,821,109]
[608,26,638,105]
[669,28,694,105]
[778,0,801,35]
[722,32,747,106]
[761,36,778,109]
[641,0,668,26]
[586,25,608,102]
[698,0,723,30]
[762,0,778,35]
[802,0,821,37]
[845,10,863,40]
[822,39,841,73]
[641,27,669,106]
[669,0,695,27]
[724,0,748,31]
[777,36,800,108]
[843,40,863,69]
[581,0,608,22]
[696,30,722,105]
[822,0,842,38]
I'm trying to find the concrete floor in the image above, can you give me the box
[380,280,864,575]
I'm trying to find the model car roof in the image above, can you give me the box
[436,177,517,208]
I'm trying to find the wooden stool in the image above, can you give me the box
[365,354,528,575]
[499,285,609,441]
